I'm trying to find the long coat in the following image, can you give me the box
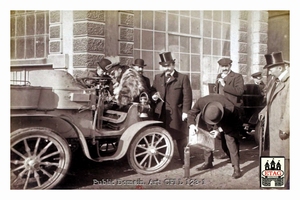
[151,70,193,140]
[215,71,244,107]
[265,72,290,159]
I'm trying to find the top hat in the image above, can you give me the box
[159,52,176,67]
[202,101,224,125]
[263,51,289,69]
[251,72,262,78]
[97,58,112,71]
[132,59,147,67]
[218,58,232,66]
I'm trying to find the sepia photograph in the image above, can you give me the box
[4,0,298,197]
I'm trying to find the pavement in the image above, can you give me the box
[55,135,261,190]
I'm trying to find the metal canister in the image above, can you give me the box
[183,146,190,178]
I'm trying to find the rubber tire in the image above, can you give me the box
[11,127,71,189]
[127,126,174,175]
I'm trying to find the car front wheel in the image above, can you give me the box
[127,126,174,175]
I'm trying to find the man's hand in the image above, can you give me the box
[279,130,289,140]
[182,113,188,121]
[218,78,225,86]
[209,130,220,138]
[152,92,164,102]
[258,111,265,121]
[152,93,159,101]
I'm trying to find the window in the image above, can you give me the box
[11,10,49,60]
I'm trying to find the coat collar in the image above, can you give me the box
[269,71,289,103]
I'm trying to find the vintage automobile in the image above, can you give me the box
[10,69,174,189]
[241,83,266,143]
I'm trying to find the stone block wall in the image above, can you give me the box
[248,11,268,80]
[118,11,134,66]
[73,10,106,70]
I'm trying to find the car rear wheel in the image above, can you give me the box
[127,126,174,175]
[10,127,71,189]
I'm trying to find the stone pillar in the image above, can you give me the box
[230,11,241,73]
[48,10,70,70]
[72,10,106,75]
[231,11,268,82]
[248,11,268,81]
[118,11,134,65]
[231,11,249,76]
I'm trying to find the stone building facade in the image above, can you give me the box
[10,10,289,100]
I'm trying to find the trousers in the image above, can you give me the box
[204,133,240,167]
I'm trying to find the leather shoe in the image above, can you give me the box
[216,153,229,159]
[232,169,242,179]
[196,163,213,171]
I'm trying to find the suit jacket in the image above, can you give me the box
[187,94,241,137]
[215,71,244,107]
[266,71,290,158]
[132,75,151,103]
[142,75,151,91]
[151,70,192,139]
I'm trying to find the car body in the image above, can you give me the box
[10,69,174,189]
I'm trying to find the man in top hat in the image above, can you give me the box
[151,52,193,164]
[187,94,242,179]
[259,51,290,188]
[214,57,244,160]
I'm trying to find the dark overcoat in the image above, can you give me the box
[151,70,193,140]
[187,94,241,138]
[215,71,244,107]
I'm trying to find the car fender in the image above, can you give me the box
[101,120,163,161]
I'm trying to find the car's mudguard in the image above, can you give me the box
[107,120,164,161]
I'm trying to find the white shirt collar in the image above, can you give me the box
[278,69,288,81]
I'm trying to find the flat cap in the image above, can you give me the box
[218,58,232,66]
[251,72,262,78]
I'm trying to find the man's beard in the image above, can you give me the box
[222,69,229,74]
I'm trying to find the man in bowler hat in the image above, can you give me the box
[131,59,151,103]
[214,58,244,160]
[151,52,193,164]
[259,51,290,188]
[131,58,151,90]
[187,94,242,179]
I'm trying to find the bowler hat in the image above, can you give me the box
[159,52,176,67]
[251,72,262,78]
[218,58,232,66]
[106,63,122,73]
[97,58,112,71]
[132,59,147,67]
[202,101,224,125]
[263,51,289,69]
